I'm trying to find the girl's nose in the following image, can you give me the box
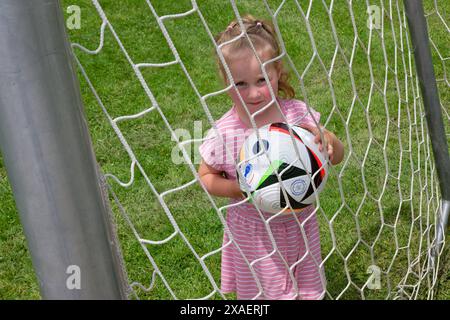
[247,85,262,100]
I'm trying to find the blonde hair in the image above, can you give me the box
[214,15,295,99]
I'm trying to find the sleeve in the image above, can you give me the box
[290,99,321,127]
[198,128,224,172]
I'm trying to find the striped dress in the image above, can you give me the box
[199,99,326,300]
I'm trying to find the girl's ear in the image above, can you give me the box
[272,60,281,75]
[276,63,282,79]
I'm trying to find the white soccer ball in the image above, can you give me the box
[237,122,329,214]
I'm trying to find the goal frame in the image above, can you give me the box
[0,0,448,299]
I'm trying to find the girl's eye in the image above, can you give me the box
[235,82,246,87]
[257,78,267,84]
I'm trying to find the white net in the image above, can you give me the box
[67,0,449,299]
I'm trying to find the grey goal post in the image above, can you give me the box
[404,0,450,256]
[0,0,128,299]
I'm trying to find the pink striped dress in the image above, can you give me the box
[199,99,326,300]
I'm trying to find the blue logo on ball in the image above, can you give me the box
[253,139,270,155]
[244,163,253,178]
[291,179,307,196]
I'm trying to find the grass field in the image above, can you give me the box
[0,0,449,299]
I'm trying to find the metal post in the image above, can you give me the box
[0,0,127,299]
[404,1,450,256]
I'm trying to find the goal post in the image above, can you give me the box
[404,0,450,257]
[0,0,128,299]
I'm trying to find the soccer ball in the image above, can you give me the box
[236,122,328,214]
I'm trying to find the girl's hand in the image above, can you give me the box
[299,124,336,163]
[231,179,246,200]
[199,161,249,199]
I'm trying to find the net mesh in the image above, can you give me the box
[68,0,449,299]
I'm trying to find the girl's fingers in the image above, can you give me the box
[299,124,327,150]
[314,134,321,144]
[300,125,335,163]
[327,143,334,160]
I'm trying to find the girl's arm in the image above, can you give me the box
[198,161,243,199]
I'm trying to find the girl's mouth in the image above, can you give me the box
[246,101,265,108]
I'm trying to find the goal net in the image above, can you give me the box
[66,0,449,299]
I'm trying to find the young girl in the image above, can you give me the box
[198,15,344,300]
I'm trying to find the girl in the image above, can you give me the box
[198,15,344,300]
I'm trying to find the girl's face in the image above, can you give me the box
[225,48,281,115]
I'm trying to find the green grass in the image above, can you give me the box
[0,0,449,299]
